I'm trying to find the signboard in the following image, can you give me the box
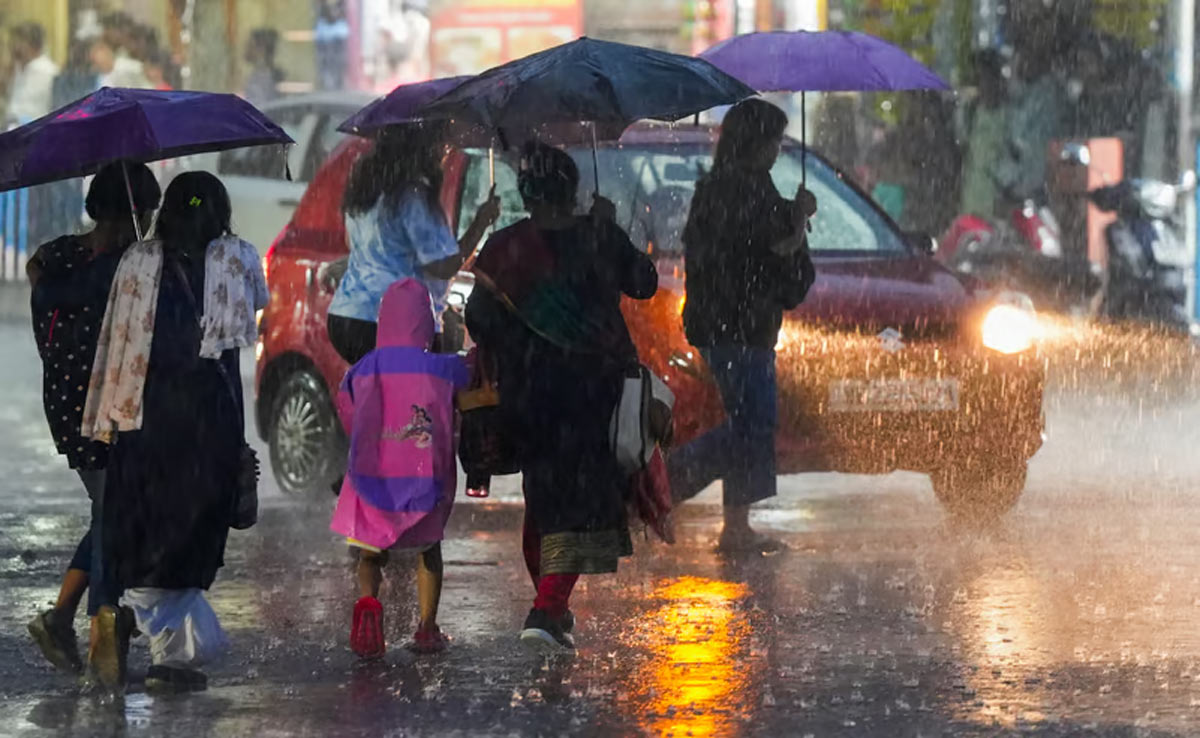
[430,0,582,76]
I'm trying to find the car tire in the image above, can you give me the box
[267,369,345,497]
[930,461,1027,525]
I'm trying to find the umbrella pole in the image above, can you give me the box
[488,146,495,189]
[591,121,600,196]
[801,91,807,188]
[121,160,144,242]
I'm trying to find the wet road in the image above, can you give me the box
[3,320,1200,737]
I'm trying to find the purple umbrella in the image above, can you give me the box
[336,76,473,137]
[700,30,950,93]
[701,31,950,182]
[0,87,293,236]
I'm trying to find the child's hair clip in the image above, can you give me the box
[189,196,203,207]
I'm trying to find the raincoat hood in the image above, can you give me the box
[377,278,434,349]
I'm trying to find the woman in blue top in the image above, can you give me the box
[328,123,500,363]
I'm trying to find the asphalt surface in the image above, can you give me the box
[3,319,1200,737]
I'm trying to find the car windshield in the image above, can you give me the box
[462,142,908,256]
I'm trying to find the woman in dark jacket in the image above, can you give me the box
[466,142,657,653]
[101,172,246,692]
[25,162,160,678]
[669,99,817,553]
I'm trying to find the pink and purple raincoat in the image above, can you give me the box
[330,279,468,551]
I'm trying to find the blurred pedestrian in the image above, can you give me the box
[667,99,817,554]
[328,123,499,364]
[994,33,1066,207]
[243,28,282,105]
[25,162,161,681]
[93,13,151,89]
[8,22,62,246]
[960,51,1009,219]
[52,40,99,108]
[466,142,658,653]
[82,171,266,694]
[6,22,58,125]
[315,0,349,91]
[143,49,174,91]
[44,41,101,236]
[331,278,468,658]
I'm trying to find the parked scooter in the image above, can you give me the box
[938,194,1102,317]
[1090,178,1191,331]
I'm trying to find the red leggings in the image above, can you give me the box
[522,509,578,618]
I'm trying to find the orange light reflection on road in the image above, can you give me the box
[628,576,752,738]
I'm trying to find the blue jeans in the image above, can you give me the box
[66,470,119,616]
[668,345,778,507]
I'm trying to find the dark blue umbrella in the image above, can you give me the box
[421,37,753,139]
[418,37,754,189]
[0,87,293,192]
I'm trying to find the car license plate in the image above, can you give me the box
[828,378,959,412]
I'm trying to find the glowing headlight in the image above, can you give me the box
[981,303,1038,354]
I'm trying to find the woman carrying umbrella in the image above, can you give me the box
[25,162,160,679]
[466,142,657,653]
[82,172,267,693]
[327,123,500,363]
[668,99,817,553]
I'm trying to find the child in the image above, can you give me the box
[330,279,468,656]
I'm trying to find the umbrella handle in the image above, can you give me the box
[801,91,807,189]
[591,122,600,196]
[121,160,144,242]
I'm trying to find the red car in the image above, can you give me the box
[256,124,1045,519]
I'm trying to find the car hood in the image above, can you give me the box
[791,254,976,339]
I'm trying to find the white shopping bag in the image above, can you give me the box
[123,588,229,668]
[610,365,675,474]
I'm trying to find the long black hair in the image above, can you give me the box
[713,99,788,172]
[342,122,447,218]
[156,171,232,256]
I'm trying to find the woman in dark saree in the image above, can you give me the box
[466,142,657,653]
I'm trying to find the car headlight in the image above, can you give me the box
[981,298,1038,354]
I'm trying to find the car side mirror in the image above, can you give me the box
[906,232,938,255]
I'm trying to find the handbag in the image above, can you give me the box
[610,364,675,474]
[457,348,520,477]
[170,259,260,530]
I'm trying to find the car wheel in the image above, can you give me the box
[268,370,345,497]
[930,461,1027,525]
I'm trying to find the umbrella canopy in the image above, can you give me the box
[337,76,471,136]
[418,37,755,145]
[700,30,950,93]
[0,87,293,193]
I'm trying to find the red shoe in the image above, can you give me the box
[407,626,449,654]
[350,597,385,659]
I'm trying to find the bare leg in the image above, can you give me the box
[357,551,384,599]
[54,568,89,618]
[416,544,444,631]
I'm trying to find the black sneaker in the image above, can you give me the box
[561,609,575,634]
[145,665,208,694]
[519,608,575,654]
[28,609,82,673]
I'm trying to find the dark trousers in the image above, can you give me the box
[667,345,778,507]
[66,469,119,616]
[327,314,377,365]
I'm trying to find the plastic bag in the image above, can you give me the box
[123,588,229,668]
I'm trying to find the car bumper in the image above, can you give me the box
[772,339,1045,476]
